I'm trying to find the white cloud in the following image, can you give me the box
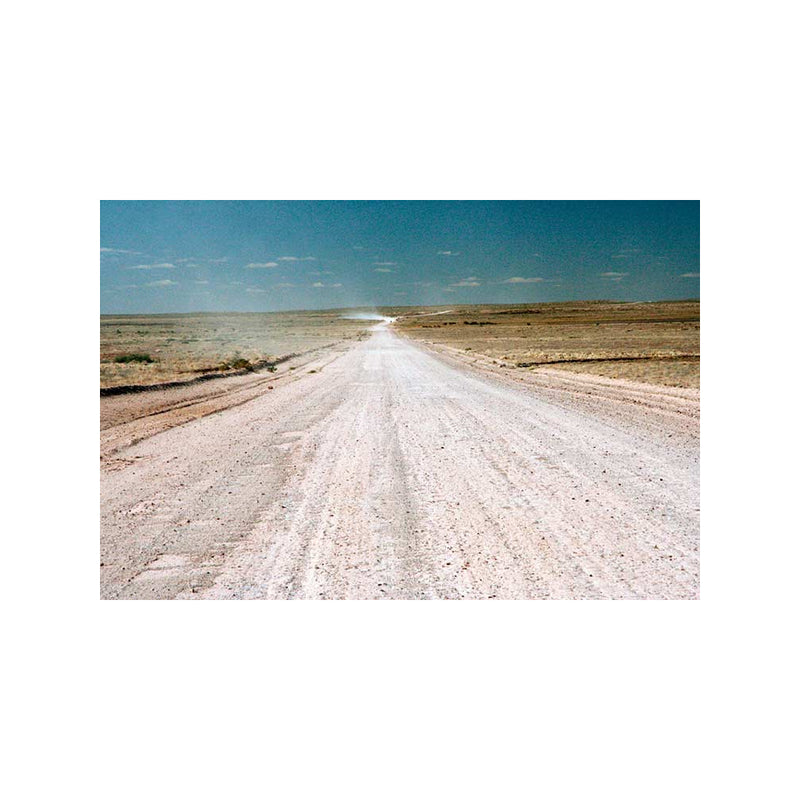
[312,282,325,288]
[374,268,393,273]
[278,256,316,262]
[438,251,460,256]
[245,262,278,269]
[373,261,397,266]
[600,271,628,281]
[101,247,140,255]
[680,272,700,278]
[193,280,210,285]
[450,277,481,287]
[503,276,544,284]
[312,281,342,288]
[128,262,176,270]
[275,283,295,288]
[146,279,178,287]
[612,248,641,259]
[208,257,229,264]
[246,287,267,294]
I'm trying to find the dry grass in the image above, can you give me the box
[390,300,700,388]
[100,311,373,388]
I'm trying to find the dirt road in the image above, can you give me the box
[101,322,699,599]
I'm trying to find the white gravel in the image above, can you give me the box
[101,323,699,599]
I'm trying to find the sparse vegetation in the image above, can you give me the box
[113,353,155,364]
[392,301,700,388]
[101,303,700,390]
[100,311,375,388]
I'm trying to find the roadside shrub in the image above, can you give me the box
[114,353,155,364]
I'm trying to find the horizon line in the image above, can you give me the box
[100,297,700,317]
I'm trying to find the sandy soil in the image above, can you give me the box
[100,322,699,599]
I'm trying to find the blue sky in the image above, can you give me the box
[100,201,699,313]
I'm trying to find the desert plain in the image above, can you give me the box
[100,300,699,599]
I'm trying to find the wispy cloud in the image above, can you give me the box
[611,248,641,259]
[208,257,229,264]
[245,262,278,269]
[146,279,178,287]
[128,262,176,270]
[374,268,393,273]
[312,282,342,288]
[373,261,396,266]
[600,271,628,281]
[275,283,295,288]
[450,276,481,287]
[278,256,316,262]
[680,272,700,278]
[503,276,544,284]
[246,287,267,294]
[438,251,460,256]
[101,247,140,255]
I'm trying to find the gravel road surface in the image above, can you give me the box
[100,322,699,599]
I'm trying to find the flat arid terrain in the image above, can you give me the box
[391,300,699,388]
[101,302,699,599]
[101,311,373,388]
